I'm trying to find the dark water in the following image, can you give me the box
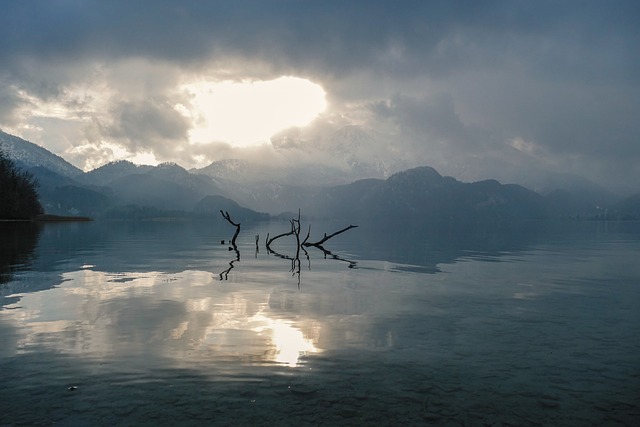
[0,219,639,426]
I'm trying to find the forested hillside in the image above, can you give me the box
[0,151,43,219]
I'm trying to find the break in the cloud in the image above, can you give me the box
[0,0,639,193]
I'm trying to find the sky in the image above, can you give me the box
[0,0,639,193]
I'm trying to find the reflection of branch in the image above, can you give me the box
[266,210,302,288]
[219,253,238,280]
[265,210,358,288]
[267,245,301,288]
[255,234,260,258]
[219,243,240,280]
[310,245,358,269]
[301,245,310,270]
[220,210,241,280]
[302,224,311,246]
[303,225,358,247]
[266,227,294,252]
[266,210,301,253]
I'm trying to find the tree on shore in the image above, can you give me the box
[0,150,44,219]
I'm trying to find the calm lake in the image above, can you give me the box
[1,219,639,426]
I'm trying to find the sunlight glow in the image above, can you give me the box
[181,76,326,147]
[67,141,160,171]
[270,319,318,367]
[251,314,319,367]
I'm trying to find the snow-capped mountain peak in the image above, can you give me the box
[0,130,83,177]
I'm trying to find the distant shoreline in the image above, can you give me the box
[0,215,93,222]
[34,214,92,222]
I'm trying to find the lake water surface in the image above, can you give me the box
[1,219,639,426]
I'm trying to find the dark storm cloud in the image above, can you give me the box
[1,0,639,192]
[106,98,191,155]
[3,1,635,78]
[371,94,475,147]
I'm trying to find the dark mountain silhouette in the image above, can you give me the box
[146,162,224,197]
[83,161,228,211]
[27,166,79,188]
[1,131,635,222]
[43,186,111,217]
[108,173,206,212]
[536,172,618,219]
[103,163,229,213]
[25,166,112,216]
[304,166,548,221]
[81,160,154,186]
[610,193,640,220]
[194,195,269,221]
[530,171,617,200]
[24,166,112,216]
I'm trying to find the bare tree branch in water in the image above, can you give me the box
[266,210,301,253]
[264,210,304,287]
[220,210,241,248]
[302,224,311,246]
[303,225,358,247]
[218,208,357,286]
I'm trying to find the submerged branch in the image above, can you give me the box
[310,244,358,269]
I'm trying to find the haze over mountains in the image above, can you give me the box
[1,130,638,221]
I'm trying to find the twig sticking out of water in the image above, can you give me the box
[220,210,241,248]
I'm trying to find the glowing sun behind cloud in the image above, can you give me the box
[181,76,326,147]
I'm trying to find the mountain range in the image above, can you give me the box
[2,130,638,221]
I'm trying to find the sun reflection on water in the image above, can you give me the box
[250,314,320,367]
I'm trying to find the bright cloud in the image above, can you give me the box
[0,1,638,191]
[182,77,327,147]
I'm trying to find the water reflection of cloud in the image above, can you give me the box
[2,268,322,368]
[62,269,164,299]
